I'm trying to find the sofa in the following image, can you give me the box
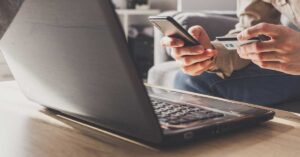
[147,11,300,113]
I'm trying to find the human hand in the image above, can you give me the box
[237,23,300,75]
[160,26,218,76]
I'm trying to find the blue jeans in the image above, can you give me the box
[174,63,300,107]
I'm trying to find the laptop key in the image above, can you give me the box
[182,115,199,122]
[168,120,180,125]
[159,118,168,123]
[151,99,225,125]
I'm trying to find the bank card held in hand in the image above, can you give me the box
[216,35,270,50]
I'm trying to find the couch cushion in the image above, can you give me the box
[147,61,179,88]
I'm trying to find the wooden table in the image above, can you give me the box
[1,81,300,157]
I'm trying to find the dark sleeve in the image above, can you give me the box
[0,0,23,38]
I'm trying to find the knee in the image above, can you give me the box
[174,71,215,94]
[174,71,193,91]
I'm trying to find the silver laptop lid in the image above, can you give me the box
[0,0,162,143]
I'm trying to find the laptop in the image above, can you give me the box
[0,0,275,146]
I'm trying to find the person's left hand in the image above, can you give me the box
[237,23,300,75]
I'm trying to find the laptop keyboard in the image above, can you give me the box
[151,99,224,125]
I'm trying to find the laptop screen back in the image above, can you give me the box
[0,0,162,144]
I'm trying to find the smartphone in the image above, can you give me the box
[148,16,199,46]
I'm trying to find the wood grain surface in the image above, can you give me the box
[0,81,300,157]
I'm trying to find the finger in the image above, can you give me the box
[206,48,218,56]
[238,40,279,54]
[237,47,250,60]
[177,45,205,55]
[247,51,288,62]
[194,61,214,76]
[181,60,213,76]
[161,36,184,47]
[172,45,205,59]
[179,51,215,66]
[237,23,279,41]
[252,61,289,72]
[188,25,212,49]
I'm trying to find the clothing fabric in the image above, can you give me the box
[175,63,300,106]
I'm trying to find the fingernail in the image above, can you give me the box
[206,49,215,55]
[237,34,243,41]
[237,35,241,40]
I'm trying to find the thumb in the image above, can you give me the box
[188,25,212,49]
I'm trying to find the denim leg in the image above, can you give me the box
[174,70,223,97]
[174,63,300,107]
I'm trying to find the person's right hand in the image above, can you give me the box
[160,25,218,76]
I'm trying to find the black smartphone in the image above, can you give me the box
[148,16,199,46]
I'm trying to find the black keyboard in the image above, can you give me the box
[151,99,224,125]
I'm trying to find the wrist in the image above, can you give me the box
[207,45,218,71]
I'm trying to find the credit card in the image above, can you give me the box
[216,35,270,50]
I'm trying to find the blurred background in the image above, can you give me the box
[0,0,236,81]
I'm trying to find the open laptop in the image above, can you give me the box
[0,0,274,146]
